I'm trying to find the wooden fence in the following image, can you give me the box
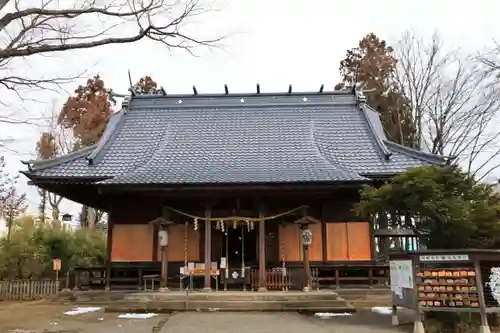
[0,280,60,301]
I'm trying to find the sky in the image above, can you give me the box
[1,0,500,222]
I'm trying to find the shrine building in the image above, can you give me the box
[21,87,445,291]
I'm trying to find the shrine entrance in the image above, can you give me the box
[222,225,257,266]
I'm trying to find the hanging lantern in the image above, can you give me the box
[216,220,220,230]
[250,221,255,230]
[233,220,237,229]
[221,220,225,233]
[246,220,250,232]
[193,218,198,231]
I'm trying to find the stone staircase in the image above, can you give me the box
[107,291,354,313]
[52,288,391,313]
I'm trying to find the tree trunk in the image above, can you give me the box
[38,190,47,222]
[88,208,96,230]
[79,205,88,228]
[6,215,12,240]
[51,205,61,229]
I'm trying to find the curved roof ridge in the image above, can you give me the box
[383,140,447,165]
[104,122,174,182]
[21,145,97,171]
[309,119,366,179]
[87,109,126,165]
[358,104,392,161]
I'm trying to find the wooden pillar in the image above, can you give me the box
[369,219,376,260]
[474,259,491,333]
[204,206,212,291]
[258,208,267,291]
[301,225,312,292]
[321,221,327,263]
[105,213,113,291]
[159,224,169,290]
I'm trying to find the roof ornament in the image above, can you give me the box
[288,84,292,94]
[356,87,376,104]
[128,69,135,96]
[356,89,367,103]
[319,84,324,93]
[122,96,130,108]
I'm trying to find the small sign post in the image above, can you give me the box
[53,258,61,283]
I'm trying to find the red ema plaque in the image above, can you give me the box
[53,258,61,271]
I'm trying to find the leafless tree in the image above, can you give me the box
[0,0,223,139]
[393,30,500,181]
[2,183,27,239]
[477,40,500,78]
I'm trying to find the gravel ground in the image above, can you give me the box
[0,302,165,333]
[0,302,412,333]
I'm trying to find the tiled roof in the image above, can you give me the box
[23,91,446,185]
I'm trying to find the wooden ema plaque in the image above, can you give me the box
[417,268,479,308]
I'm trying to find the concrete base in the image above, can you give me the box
[257,287,268,292]
[413,320,425,333]
[106,290,353,313]
[202,287,212,292]
[480,324,492,333]
[158,287,170,292]
[391,314,399,326]
[303,286,311,292]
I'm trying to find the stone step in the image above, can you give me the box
[105,299,353,313]
[124,292,342,302]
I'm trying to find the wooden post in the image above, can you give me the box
[204,206,212,291]
[412,255,425,333]
[303,236,312,292]
[474,259,491,333]
[258,208,267,291]
[105,213,113,291]
[160,225,169,291]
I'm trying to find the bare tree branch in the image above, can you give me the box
[0,0,8,14]
[0,0,223,59]
[393,30,500,179]
[0,0,224,143]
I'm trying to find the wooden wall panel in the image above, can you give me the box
[326,223,348,260]
[111,224,154,261]
[279,224,301,261]
[157,224,201,262]
[187,227,200,261]
[308,223,323,261]
[347,222,372,260]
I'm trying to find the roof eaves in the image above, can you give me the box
[95,178,372,187]
[358,104,392,161]
[21,171,110,184]
[21,145,96,172]
[383,140,447,165]
[86,109,126,165]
